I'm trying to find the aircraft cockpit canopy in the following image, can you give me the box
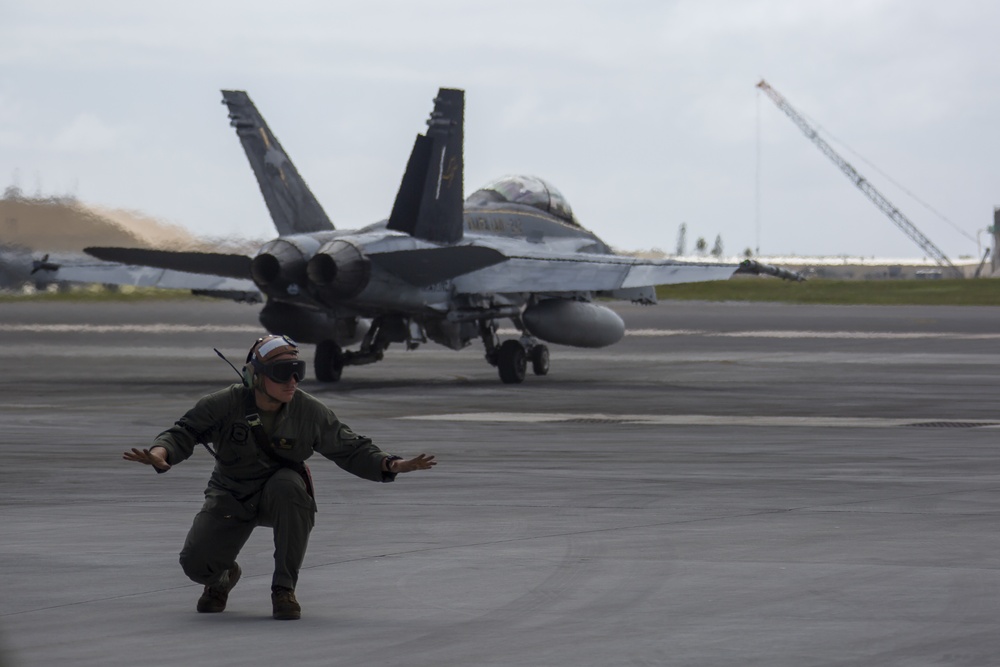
[467,175,577,226]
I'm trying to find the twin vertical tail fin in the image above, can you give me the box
[221,90,335,235]
[387,88,465,245]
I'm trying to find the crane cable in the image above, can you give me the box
[794,105,976,245]
[755,86,976,246]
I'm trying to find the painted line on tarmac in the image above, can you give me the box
[0,324,261,333]
[703,330,1000,340]
[551,351,1000,365]
[0,344,264,358]
[500,328,1000,340]
[399,412,1000,428]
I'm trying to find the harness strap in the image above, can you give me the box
[245,393,315,499]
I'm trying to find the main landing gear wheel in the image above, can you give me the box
[314,340,344,383]
[530,344,550,376]
[497,339,527,384]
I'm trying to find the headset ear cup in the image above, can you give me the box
[242,364,254,388]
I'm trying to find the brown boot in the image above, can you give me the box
[196,563,242,613]
[271,586,301,620]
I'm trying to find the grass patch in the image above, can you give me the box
[657,278,1000,306]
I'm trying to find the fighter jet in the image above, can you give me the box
[0,246,95,293]
[56,87,799,383]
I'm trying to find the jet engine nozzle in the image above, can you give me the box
[523,299,625,348]
[306,240,370,299]
[251,239,313,291]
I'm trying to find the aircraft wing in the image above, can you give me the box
[48,258,261,301]
[85,247,252,280]
[451,252,739,294]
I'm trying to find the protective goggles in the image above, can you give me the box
[255,358,306,383]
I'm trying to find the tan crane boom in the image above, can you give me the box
[756,79,962,278]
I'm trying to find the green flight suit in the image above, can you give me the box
[154,384,395,591]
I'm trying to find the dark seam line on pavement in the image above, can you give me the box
[0,582,222,617]
[305,485,1000,568]
[784,486,1000,510]
[300,507,820,570]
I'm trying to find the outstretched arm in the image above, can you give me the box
[123,446,171,471]
[384,453,436,474]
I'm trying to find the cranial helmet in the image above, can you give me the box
[242,335,301,387]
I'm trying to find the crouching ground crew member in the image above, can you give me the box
[122,334,436,620]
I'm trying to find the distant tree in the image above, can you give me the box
[695,237,707,255]
[676,223,687,256]
[711,235,723,257]
[743,247,754,258]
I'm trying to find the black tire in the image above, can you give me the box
[530,344,550,376]
[314,340,343,383]
[497,339,527,384]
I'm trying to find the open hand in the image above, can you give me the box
[123,447,171,471]
[392,453,436,473]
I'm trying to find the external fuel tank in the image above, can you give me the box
[522,299,625,348]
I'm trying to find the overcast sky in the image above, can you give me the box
[2,0,998,259]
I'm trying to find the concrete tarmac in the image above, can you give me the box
[1,298,998,666]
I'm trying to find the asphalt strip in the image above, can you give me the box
[397,412,1000,428]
